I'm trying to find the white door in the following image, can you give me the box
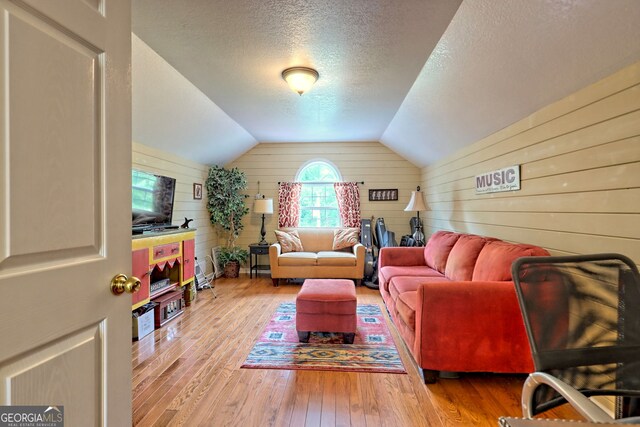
[0,0,131,425]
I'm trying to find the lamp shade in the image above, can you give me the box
[282,67,319,95]
[254,198,274,215]
[404,190,428,212]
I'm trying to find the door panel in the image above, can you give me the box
[2,9,100,270]
[0,323,103,426]
[0,0,131,425]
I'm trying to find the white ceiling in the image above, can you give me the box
[132,34,257,164]
[132,0,640,168]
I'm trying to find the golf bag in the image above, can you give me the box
[364,217,398,289]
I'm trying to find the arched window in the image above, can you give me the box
[296,160,342,227]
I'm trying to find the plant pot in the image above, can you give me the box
[183,281,197,306]
[223,261,240,278]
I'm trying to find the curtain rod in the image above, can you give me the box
[278,181,364,185]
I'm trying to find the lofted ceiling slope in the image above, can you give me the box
[132,0,640,167]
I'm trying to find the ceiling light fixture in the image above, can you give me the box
[281,66,319,96]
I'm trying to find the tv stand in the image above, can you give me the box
[145,226,180,233]
[133,224,181,235]
[131,229,196,311]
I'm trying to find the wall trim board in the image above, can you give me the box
[427,188,639,215]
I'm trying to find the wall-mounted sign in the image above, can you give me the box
[369,189,398,201]
[475,165,520,194]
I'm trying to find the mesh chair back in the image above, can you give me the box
[512,253,640,416]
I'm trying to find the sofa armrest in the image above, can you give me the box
[352,242,365,257]
[414,280,533,372]
[269,243,282,273]
[378,246,426,268]
[353,243,365,277]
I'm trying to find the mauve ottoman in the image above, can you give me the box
[296,279,357,344]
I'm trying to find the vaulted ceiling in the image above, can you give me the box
[132,0,640,167]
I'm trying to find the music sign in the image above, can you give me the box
[475,165,520,194]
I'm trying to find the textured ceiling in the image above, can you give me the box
[382,0,640,166]
[132,34,256,165]
[132,0,640,167]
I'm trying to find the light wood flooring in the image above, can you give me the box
[132,275,578,426]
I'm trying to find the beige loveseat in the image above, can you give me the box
[269,228,365,286]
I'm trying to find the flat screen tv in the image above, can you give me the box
[132,169,177,233]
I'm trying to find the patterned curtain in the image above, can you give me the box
[278,182,302,228]
[334,182,361,228]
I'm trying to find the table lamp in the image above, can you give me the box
[404,186,429,246]
[254,197,273,245]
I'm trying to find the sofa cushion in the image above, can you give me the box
[292,228,335,253]
[379,266,444,286]
[396,291,417,331]
[388,276,449,302]
[332,228,360,250]
[444,234,489,281]
[472,241,550,281]
[389,277,421,301]
[424,231,461,273]
[317,251,357,266]
[274,229,304,253]
[278,252,317,266]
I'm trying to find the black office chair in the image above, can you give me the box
[511,253,640,423]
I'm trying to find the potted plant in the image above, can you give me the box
[218,246,249,278]
[205,165,250,278]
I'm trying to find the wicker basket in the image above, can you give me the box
[223,261,240,278]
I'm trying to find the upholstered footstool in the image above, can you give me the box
[296,279,357,344]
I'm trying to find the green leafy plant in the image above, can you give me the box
[205,165,249,249]
[218,246,250,278]
[218,246,249,266]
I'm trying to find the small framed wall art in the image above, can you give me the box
[193,183,203,200]
[369,189,398,201]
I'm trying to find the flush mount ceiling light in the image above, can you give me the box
[281,66,319,95]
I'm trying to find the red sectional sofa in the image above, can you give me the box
[378,230,549,383]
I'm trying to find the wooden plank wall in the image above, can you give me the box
[226,141,422,253]
[132,142,217,273]
[421,61,640,265]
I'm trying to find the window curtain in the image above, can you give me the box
[334,182,361,228]
[278,182,302,228]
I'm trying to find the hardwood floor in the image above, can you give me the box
[132,275,578,426]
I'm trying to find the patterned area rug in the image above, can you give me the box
[241,302,406,374]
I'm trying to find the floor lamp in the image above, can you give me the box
[404,186,429,246]
[254,197,274,245]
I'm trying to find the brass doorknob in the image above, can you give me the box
[110,274,141,295]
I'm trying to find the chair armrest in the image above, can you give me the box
[378,246,426,268]
[522,372,613,422]
[269,243,282,272]
[352,242,365,257]
[353,243,365,276]
[269,242,282,255]
[414,280,533,371]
